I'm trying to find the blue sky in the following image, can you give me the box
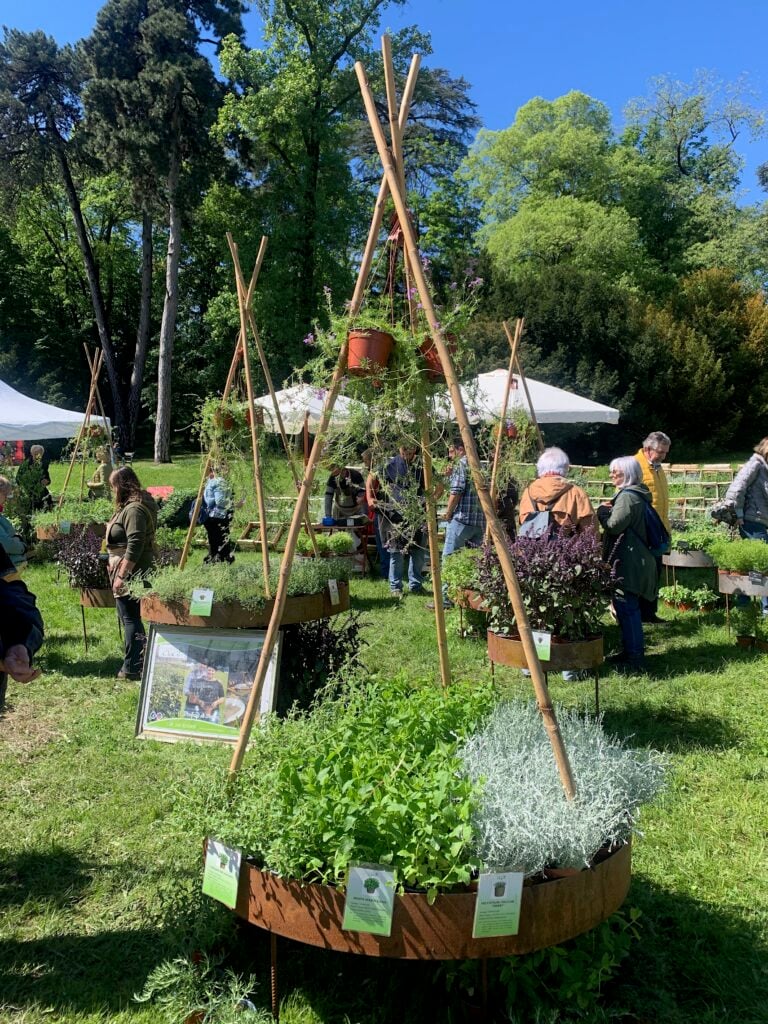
[6,0,767,200]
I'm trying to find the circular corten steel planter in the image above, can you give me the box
[80,587,116,608]
[36,521,107,541]
[663,550,715,569]
[232,842,630,959]
[141,581,350,628]
[717,570,768,598]
[487,630,604,672]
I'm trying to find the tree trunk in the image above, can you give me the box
[154,147,181,464]
[128,208,153,450]
[51,125,128,446]
[294,136,320,341]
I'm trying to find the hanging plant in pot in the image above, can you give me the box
[55,526,114,607]
[478,531,616,672]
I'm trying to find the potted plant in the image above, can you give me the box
[133,556,352,628]
[665,519,722,568]
[657,582,718,612]
[442,546,484,609]
[55,526,114,607]
[177,677,664,958]
[478,531,615,672]
[708,537,768,598]
[32,497,113,541]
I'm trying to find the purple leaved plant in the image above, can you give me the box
[477,531,616,641]
[55,526,110,590]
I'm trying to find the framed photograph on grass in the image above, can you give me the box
[136,625,282,744]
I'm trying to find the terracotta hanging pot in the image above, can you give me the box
[213,409,235,431]
[347,329,394,376]
[245,406,265,428]
[418,334,457,381]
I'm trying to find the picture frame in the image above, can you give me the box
[136,625,282,744]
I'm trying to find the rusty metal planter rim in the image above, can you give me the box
[141,582,350,628]
[232,841,631,960]
[487,630,604,671]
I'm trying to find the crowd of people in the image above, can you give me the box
[3,428,768,703]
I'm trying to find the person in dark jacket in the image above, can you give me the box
[106,467,157,680]
[0,543,44,707]
[597,456,657,674]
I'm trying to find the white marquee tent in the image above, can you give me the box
[438,368,619,425]
[253,383,363,434]
[0,379,110,441]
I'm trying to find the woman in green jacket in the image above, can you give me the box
[106,467,157,680]
[597,456,657,674]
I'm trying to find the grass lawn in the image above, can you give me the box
[2,459,768,1023]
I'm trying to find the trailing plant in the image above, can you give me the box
[128,555,351,609]
[708,537,768,574]
[32,497,114,529]
[134,953,269,1024]
[276,611,367,715]
[55,526,110,590]
[460,701,666,875]
[441,545,482,600]
[478,532,616,640]
[172,675,492,899]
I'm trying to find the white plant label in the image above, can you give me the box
[472,871,524,938]
[532,630,551,661]
[328,578,340,605]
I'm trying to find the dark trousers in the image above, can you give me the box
[615,591,645,663]
[203,516,234,563]
[115,595,145,675]
[0,673,6,709]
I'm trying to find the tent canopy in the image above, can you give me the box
[0,379,110,441]
[439,369,619,425]
[253,383,362,434]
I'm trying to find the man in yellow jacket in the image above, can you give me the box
[634,431,671,623]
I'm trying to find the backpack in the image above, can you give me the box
[640,501,670,557]
[519,497,560,539]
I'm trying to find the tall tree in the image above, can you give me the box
[0,29,129,439]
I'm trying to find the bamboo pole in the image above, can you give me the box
[381,35,451,688]
[83,345,114,466]
[226,63,424,776]
[226,233,319,557]
[484,318,523,546]
[504,320,545,454]
[58,350,103,513]
[179,270,262,570]
[231,238,272,593]
[356,53,575,799]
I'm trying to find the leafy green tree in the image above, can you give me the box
[0,29,129,438]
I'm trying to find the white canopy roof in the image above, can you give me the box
[0,379,110,441]
[253,383,362,434]
[439,368,619,425]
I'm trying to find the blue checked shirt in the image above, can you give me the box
[450,456,485,528]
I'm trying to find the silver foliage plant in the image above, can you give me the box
[459,702,667,875]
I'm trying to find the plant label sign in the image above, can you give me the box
[328,578,340,605]
[341,864,395,936]
[532,630,551,661]
[190,588,214,616]
[202,837,241,909]
[472,871,524,938]
[59,521,71,535]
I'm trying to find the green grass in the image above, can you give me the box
[2,460,768,1023]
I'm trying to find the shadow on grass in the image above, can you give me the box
[601,701,742,751]
[41,649,123,678]
[0,846,94,910]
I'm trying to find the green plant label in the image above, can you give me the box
[59,521,71,535]
[190,588,214,616]
[202,838,241,909]
[532,630,551,661]
[472,871,524,938]
[328,579,340,605]
[341,864,395,936]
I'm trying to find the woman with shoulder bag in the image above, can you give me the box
[106,467,158,680]
[597,456,657,675]
[724,438,768,612]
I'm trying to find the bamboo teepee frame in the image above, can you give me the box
[228,39,576,801]
[57,346,112,511]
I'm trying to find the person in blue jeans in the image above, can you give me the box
[597,456,657,674]
[203,463,235,563]
[378,445,427,597]
[725,438,768,613]
[427,438,485,611]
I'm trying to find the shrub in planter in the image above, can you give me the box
[55,526,110,590]
[478,531,615,640]
[707,537,768,575]
[33,497,113,531]
[326,530,356,555]
[172,677,665,898]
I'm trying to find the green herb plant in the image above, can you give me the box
[134,953,269,1024]
[441,546,482,601]
[708,537,768,574]
[32,496,114,529]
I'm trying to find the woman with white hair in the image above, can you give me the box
[518,446,598,536]
[597,456,657,673]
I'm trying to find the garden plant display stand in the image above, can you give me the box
[79,587,121,652]
[718,570,768,641]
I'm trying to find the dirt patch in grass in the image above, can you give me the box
[0,699,66,760]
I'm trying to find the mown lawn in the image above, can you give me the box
[1,459,767,1023]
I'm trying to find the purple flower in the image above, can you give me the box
[421,255,431,270]
[407,286,419,300]
[449,281,458,291]
[416,302,424,310]
[303,333,315,346]
[323,285,332,297]
[314,388,327,400]
[469,277,484,290]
